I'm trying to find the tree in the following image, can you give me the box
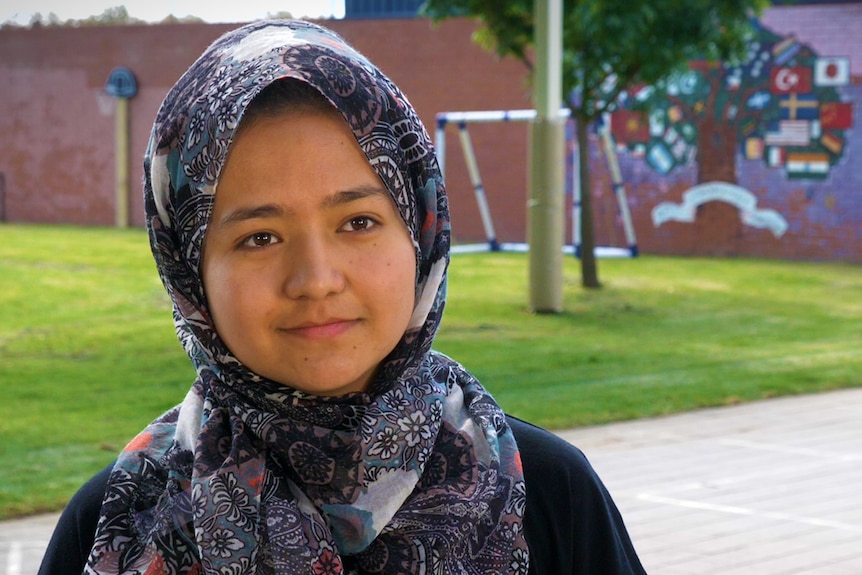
[2,6,147,28]
[77,6,148,26]
[423,0,767,288]
[617,22,849,184]
[0,6,210,28]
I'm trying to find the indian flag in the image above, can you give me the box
[786,152,830,179]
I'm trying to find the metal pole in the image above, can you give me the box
[0,173,5,222]
[115,97,130,228]
[435,117,447,178]
[458,123,500,250]
[600,119,639,256]
[528,0,565,312]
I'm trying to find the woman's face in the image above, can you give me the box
[202,108,416,396]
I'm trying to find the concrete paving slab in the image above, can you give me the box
[0,513,58,575]
[560,387,862,574]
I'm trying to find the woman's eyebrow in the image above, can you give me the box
[216,204,286,227]
[215,186,389,228]
[322,186,390,209]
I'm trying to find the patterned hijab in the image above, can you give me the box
[85,19,528,575]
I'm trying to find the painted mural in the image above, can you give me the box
[606,19,857,251]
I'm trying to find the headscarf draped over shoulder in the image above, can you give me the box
[86,19,528,575]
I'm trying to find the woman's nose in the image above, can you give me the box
[283,234,346,300]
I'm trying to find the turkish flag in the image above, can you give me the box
[820,102,853,130]
[610,110,650,144]
[770,67,813,95]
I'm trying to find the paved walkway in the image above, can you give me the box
[558,387,862,574]
[3,388,861,574]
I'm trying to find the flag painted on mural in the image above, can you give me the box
[740,117,758,137]
[810,120,822,139]
[786,152,830,178]
[814,57,850,87]
[821,132,844,155]
[772,37,801,66]
[746,91,771,110]
[764,120,811,147]
[744,137,764,160]
[610,110,650,144]
[779,94,819,120]
[767,147,786,168]
[820,102,853,130]
[646,142,674,174]
[770,66,813,94]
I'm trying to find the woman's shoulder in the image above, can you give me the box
[507,414,592,472]
[38,462,112,575]
[506,415,647,575]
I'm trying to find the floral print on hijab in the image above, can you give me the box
[85,19,528,575]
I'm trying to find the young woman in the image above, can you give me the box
[39,19,645,575]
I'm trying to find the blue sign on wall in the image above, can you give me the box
[105,67,137,99]
[345,0,423,19]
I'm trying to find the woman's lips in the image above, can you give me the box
[282,319,357,340]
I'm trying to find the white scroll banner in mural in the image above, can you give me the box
[652,182,788,238]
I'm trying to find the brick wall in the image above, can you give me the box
[1,5,860,263]
[0,18,532,241]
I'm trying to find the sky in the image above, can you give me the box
[1,0,345,25]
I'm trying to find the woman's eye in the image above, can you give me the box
[342,216,377,232]
[241,232,278,248]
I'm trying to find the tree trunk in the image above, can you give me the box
[577,116,601,288]
[692,114,742,256]
[695,115,737,183]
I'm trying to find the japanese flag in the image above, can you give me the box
[815,57,850,87]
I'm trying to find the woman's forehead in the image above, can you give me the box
[213,110,391,219]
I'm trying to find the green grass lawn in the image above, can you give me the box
[2,223,861,518]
